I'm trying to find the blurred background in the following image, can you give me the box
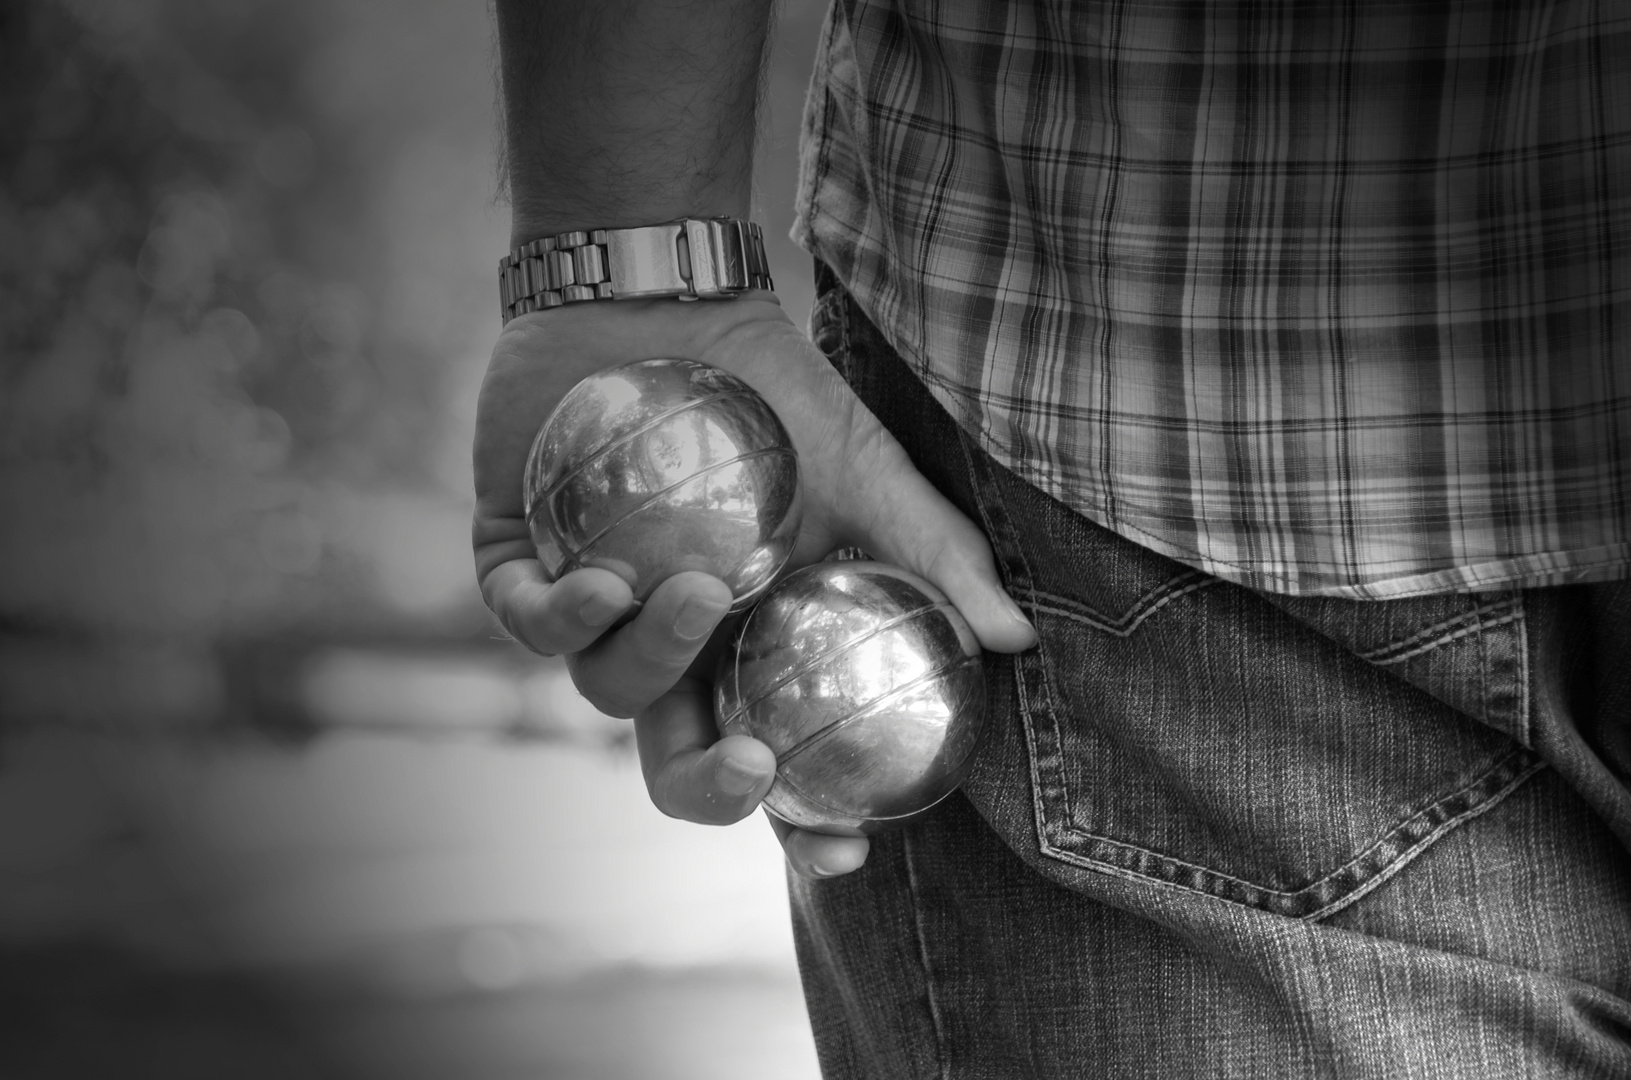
[0,1,827,1076]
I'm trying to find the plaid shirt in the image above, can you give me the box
[792,0,1631,598]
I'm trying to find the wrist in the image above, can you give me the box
[494,0,766,247]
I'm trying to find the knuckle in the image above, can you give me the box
[648,766,701,823]
[648,764,746,827]
[582,686,640,720]
[565,659,642,718]
[498,612,548,657]
[644,637,703,671]
[612,639,695,686]
[647,780,685,820]
[628,609,709,662]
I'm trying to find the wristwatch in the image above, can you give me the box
[498,217,773,324]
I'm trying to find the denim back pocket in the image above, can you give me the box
[958,438,1543,921]
[809,266,1543,922]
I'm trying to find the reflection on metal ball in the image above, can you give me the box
[524,358,802,611]
[714,561,986,835]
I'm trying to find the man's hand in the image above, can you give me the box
[487,0,1031,875]
[472,292,1036,875]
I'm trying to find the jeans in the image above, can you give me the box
[792,263,1631,1079]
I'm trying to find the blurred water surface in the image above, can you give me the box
[0,0,828,1076]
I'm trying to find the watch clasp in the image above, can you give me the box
[605,223,693,299]
[606,219,761,301]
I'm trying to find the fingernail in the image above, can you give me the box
[1000,593,1037,637]
[673,596,728,640]
[579,594,623,627]
[808,862,839,878]
[716,755,767,797]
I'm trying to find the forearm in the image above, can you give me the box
[495,0,773,245]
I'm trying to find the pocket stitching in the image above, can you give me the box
[946,423,1086,847]
[1018,584,1541,918]
[946,398,1541,921]
[1029,741,1544,920]
[1027,573,1221,637]
[1359,598,1520,664]
[1301,752,1542,919]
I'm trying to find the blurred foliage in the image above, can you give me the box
[0,0,492,642]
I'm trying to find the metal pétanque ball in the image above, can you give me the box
[714,561,987,835]
[523,358,802,611]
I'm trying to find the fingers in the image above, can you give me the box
[635,680,777,825]
[568,571,734,717]
[887,495,1038,654]
[482,557,734,716]
[695,315,1036,655]
[481,558,635,656]
[842,429,1037,654]
[636,683,872,876]
[765,814,871,878]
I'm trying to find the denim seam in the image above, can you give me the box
[1515,591,1533,746]
[1016,652,1074,866]
[1365,610,1521,664]
[1359,602,1521,663]
[1354,590,1530,743]
[1034,747,1544,919]
[839,266,851,377]
[1302,757,1546,919]
[900,827,951,1080]
[827,263,853,382]
[945,414,1077,848]
[1028,575,1222,637]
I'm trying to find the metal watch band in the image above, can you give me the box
[498,217,773,324]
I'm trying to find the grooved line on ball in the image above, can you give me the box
[773,772,962,827]
[717,601,961,729]
[773,655,983,766]
[770,658,984,824]
[541,388,770,500]
[548,445,798,569]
